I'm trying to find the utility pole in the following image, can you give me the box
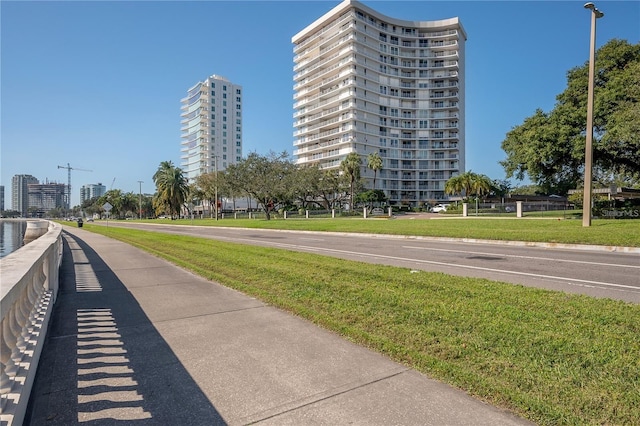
[582,2,604,227]
[138,181,144,219]
[214,156,219,221]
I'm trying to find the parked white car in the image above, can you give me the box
[430,204,450,213]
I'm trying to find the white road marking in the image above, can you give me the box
[401,245,640,269]
[234,238,640,293]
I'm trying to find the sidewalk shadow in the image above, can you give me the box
[26,231,227,425]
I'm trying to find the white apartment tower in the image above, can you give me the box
[12,174,39,216]
[292,0,466,206]
[80,183,106,204]
[181,75,243,181]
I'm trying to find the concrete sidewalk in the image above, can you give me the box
[26,226,534,425]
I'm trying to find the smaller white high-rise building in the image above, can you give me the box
[80,183,106,204]
[180,75,243,182]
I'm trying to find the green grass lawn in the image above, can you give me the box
[137,216,640,247]
[83,224,640,426]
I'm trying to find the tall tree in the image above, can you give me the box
[316,169,349,210]
[290,165,323,210]
[121,192,139,218]
[341,152,362,211]
[367,152,383,190]
[222,164,248,212]
[501,39,640,194]
[444,172,472,200]
[99,189,124,218]
[152,161,189,219]
[444,171,491,201]
[195,171,220,218]
[232,151,295,220]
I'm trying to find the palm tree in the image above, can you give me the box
[469,173,491,215]
[153,161,189,218]
[367,152,383,190]
[445,171,482,201]
[444,174,466,199]
[153,160,174,183]
[341,152,361,211]
[471,174,492,199]
[445,171,492,214]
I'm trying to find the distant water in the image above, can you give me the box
[0,220,28,259]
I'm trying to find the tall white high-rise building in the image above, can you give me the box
[292,0,466,206]
[12,174,39,216]
[181,75,243,182]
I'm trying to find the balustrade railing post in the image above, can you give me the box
[0,221,62,425]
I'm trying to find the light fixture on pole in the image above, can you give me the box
[138,181,144,220]
[582,2,603,227]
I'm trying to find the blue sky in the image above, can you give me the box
[2,0,639,207]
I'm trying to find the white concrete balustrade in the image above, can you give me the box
[1,220,62,426]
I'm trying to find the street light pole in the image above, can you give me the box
[214,156,218,221]
[582,2,603,227]
[138,181,144,220]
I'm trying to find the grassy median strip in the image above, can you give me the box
[85,225,639,425]
[144,217,640,247]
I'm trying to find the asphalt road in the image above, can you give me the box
[94,221,640,303]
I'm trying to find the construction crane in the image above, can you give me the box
[57,163,92,210]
